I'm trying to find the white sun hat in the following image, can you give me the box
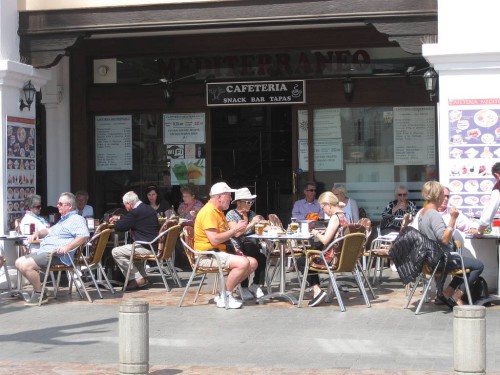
[210,182,236,196]
[231,187,257,204]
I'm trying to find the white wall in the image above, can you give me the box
[42,57,71,206]
[0,1,19,61]
[423,0,500,292]
[0,2,49,233]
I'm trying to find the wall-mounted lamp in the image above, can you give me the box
[423,68,438,101]
[162,80,174,105]
[343,77,354,101]
[19,80,36,111]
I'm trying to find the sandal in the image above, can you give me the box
[436,293,458,309]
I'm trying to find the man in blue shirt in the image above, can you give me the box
[292,181,323,220]
[16,192,90,306]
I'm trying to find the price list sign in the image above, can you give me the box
[393,107,435,166]
[163,113,205,144]
[95,115,132,171]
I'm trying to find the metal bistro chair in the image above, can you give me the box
[298,232,370,311]
[343,220,377,300]
[76,227,114,298]
[367,214,412,285]
[39,244,93,306]
[404,247,473,315]
[122,223,182,292]
[178,226,234,309]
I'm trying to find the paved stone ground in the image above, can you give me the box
[1,269,499,374]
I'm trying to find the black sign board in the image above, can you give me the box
[206,80,306,106]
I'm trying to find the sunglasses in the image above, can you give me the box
[306,189,316,192]
[32,205,42,209]
[444,195,450,198]
[241,200,254,205]
[398,193,408,197]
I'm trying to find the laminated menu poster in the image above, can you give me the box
[95,115,132,171]
[448,108,500,217]
[393,106,435,166]
[6,116,36,229]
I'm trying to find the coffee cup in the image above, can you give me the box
[254,224,264,236]
[9,230,17,237]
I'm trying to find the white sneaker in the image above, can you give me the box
[249,284,264,299]
[390,263,397,272]
[216,293,243,309]
[240,287,255,301]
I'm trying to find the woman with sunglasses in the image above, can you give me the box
[380,185,417,235]
[18,195,50,250]
[226,187,266,300]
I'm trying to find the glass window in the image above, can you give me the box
[298,107,436,220]
[94,113,178,216]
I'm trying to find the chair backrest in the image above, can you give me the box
[334,233,366,272]
[181,226,196,269]
[86,229,112,266]
[157,219,178,254]
[268,214,284,229]
[86,223,109,260]
[158,224,182,260]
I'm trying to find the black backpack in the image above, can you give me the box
[462,277,489,304]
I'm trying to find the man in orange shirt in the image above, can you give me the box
[194,182,257,309]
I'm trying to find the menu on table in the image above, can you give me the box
[6,116,36,230]
[448,108,500,217]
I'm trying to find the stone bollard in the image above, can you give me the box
[119,301,149,375]
[453,305,486,375]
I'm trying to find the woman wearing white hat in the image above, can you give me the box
[226,187,266,300]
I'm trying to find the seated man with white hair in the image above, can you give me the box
[15,192,90,306]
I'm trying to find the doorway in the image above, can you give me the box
[211,106,293,222]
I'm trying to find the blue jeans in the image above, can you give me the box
[449,256,484,293]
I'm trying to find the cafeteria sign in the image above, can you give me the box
[207,80,305,106]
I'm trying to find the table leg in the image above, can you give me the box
[257,240,297,305]
[470,238,500,306]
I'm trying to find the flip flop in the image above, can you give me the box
[436,294,458,309]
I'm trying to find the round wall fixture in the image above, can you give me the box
[97,65,109,76]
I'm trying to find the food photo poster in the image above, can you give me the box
[6,116,36,229]
[448,107,500,217]
[170,158,206,186]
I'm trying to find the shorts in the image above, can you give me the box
[30,252,65,268]
[197,251,233,269]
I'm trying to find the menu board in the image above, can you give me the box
[298,139,343,171]
[448,108,500,217]
[313,108,341,139]
[393,107,435,165]
[6,116,36,230]
[95,115,133,171]
[163,113,205,144]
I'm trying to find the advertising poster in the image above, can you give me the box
[170,158,206,186]
[6,116,36,229]
[448,107,500,217]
